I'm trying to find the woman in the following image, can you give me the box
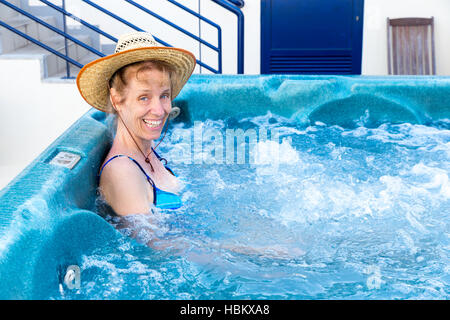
[77,32,196,216]
[77,32,302,258]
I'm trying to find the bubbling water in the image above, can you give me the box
[55,113,450,299]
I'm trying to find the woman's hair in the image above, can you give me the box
[107,60,176,114]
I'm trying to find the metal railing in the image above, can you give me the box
[227,0,245,9]
[0,0,245,77]
[212,0,244,74]
[0,0,106,78]
[0,17,84,70]
[167,0,223,73]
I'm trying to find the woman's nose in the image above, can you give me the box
[149,99,166,117]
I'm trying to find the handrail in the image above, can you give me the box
[0,19,83,69]
[39,0,118,43]
[167,0,222,31]
[0,0,243,75]
[61,0,71,78]
[125,0,219,53]
[81,0,219,74]
[39,0,116,78]
[0,0,104,57]
[167,0,223,73]
[81,0,160,43]
[211,0,244,73]
[227,0,245,8]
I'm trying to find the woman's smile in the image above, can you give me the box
[143,118,164,130]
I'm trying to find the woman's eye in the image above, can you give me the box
[161,94,170,99]
[139,96,148,102]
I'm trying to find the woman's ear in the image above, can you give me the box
[169,106,181,120]
[109,88,121,113]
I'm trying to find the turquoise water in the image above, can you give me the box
[54,113,449,299]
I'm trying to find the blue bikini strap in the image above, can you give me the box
[98,154,157,205]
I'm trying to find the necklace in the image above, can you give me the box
[109,96,169,172]
[118,114,169,172]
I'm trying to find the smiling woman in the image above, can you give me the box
[101,61,181,215]
[76,32,196,216]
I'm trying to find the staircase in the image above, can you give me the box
[0,0,101,78]
[0,0,245,190]
[0,0,245,79]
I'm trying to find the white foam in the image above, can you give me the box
[75,117,450,299]
[410,162,450,199]
[364,123,450,148]
[205,169,227,196]
[251,138,300,168]
[239,111,293,128]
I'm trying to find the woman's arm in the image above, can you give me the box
[100,159,303,258]
[114,213,189,253]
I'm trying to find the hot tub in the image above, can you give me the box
[0,75,449,299]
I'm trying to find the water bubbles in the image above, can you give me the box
[410,162,450,199]
[251,138,300,176]
[79,117,450,300]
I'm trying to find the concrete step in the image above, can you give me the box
[9,34,93,76]
[0,0,21,21]
[0,15,57,53]
[51,52,100,79]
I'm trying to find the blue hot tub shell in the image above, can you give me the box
[0,75,449,299]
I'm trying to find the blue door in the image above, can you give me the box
[261,0,364,74]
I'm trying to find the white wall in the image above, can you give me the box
[0,57,90,189]
[241,0,260,74]
[363,0,450,75]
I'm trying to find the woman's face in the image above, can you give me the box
[113,63,172,141]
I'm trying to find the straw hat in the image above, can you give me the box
[76,32,196,113]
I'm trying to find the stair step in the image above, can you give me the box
[0,15,57,53]
[7,34,93,76]
[0,0,21,21]
[51,53,100,79]
[0,3,98,80]
[11,34,89,54]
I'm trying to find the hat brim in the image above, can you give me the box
[76,47,196,113]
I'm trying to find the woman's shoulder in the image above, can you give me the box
[99,154,153,215]
[100,154,147,183]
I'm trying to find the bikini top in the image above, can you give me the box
[98,147,182,210]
